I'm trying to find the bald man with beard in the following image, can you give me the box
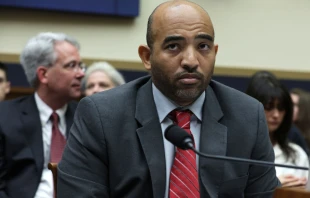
[58,1,280,197]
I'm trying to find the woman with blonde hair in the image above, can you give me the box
[81,61,125,96]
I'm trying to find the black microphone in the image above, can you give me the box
[165,125,309,171]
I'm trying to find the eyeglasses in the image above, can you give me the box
[63,61,86,73]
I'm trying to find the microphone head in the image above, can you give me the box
[164,125,193,150]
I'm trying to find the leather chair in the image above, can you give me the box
[48,163,58,197]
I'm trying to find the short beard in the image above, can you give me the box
[150,59,213,106]
[175,87,203,101]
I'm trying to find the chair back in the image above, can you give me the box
[48,163,58,197]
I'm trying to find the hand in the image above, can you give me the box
[278,174,307,188]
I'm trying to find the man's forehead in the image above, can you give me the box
[152,2,214,36]
[154,1,209,20]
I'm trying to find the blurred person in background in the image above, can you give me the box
[246,71,309,188]
[0,62,10,101]
[81,61,125,96]
[0,32,85,198]
[247,71,309,156]
[291,88,310,150]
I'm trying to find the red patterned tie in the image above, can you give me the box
[50,112,66,163]
[169,110,200,198]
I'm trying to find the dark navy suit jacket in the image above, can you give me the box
[0,95,77,198]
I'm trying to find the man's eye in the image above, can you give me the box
[64,62,76,68]
[167,44,178,50]
[68,62,76,68]
[199,43,209,50]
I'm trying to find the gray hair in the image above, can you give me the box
[20,32,80,87]
[81,61,125,91]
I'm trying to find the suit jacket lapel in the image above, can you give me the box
[135,80,166,198]
[20,95,44,173]
[65,102,77,137]
[199,85,227,197]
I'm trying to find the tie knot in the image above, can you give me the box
[170,110,192,129]
[50,112,59,124]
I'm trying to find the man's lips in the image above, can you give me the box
[179,78,199,84]
[178,74,201,84]
[72,84,81,88]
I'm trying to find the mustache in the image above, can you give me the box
[175,71,203,79]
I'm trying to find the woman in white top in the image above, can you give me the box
[246,71,309,187]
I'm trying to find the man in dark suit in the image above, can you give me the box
[58,1,280,197]
[0,32,85,198]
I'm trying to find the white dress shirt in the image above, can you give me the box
[274,142,309,178]
[152,84,205,198]
[34,93,67,198]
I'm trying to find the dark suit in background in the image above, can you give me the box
[58,77,279,197]
[0,95,77,198]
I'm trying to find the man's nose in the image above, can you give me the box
[181,46,199,71]
[76,68,85,78]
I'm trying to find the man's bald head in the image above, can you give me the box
[146,0,214,50]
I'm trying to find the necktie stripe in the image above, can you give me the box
[176,116,188,123]
[175,154,198,174]
[170,189,181,198]
[180,121,190,129]
[170,173,199,198]
[173,160,198,183]
[176,151,197,171]
[173,164,199,188]
[177,148,196,161]
[186,150,196,159]
[170,181,186,197]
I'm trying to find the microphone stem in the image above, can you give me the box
[188,145,309,171]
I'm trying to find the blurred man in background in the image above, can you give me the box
[0,62,10,101]
[0,32,84,198]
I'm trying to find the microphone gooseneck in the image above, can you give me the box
[165,125,309,171]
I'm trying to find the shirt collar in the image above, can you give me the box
[152,83,205,123]
[34,92,68,125]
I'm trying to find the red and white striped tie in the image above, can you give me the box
[169,110,200,198]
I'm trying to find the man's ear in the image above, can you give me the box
[138,45,151,71]
[214,44,219,55]
[36,66,48,84]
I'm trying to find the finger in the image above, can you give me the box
[281,177,300,184]
[285,180,307,187]
[283,174,295,178]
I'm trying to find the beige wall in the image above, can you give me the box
[0,0,309,73]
